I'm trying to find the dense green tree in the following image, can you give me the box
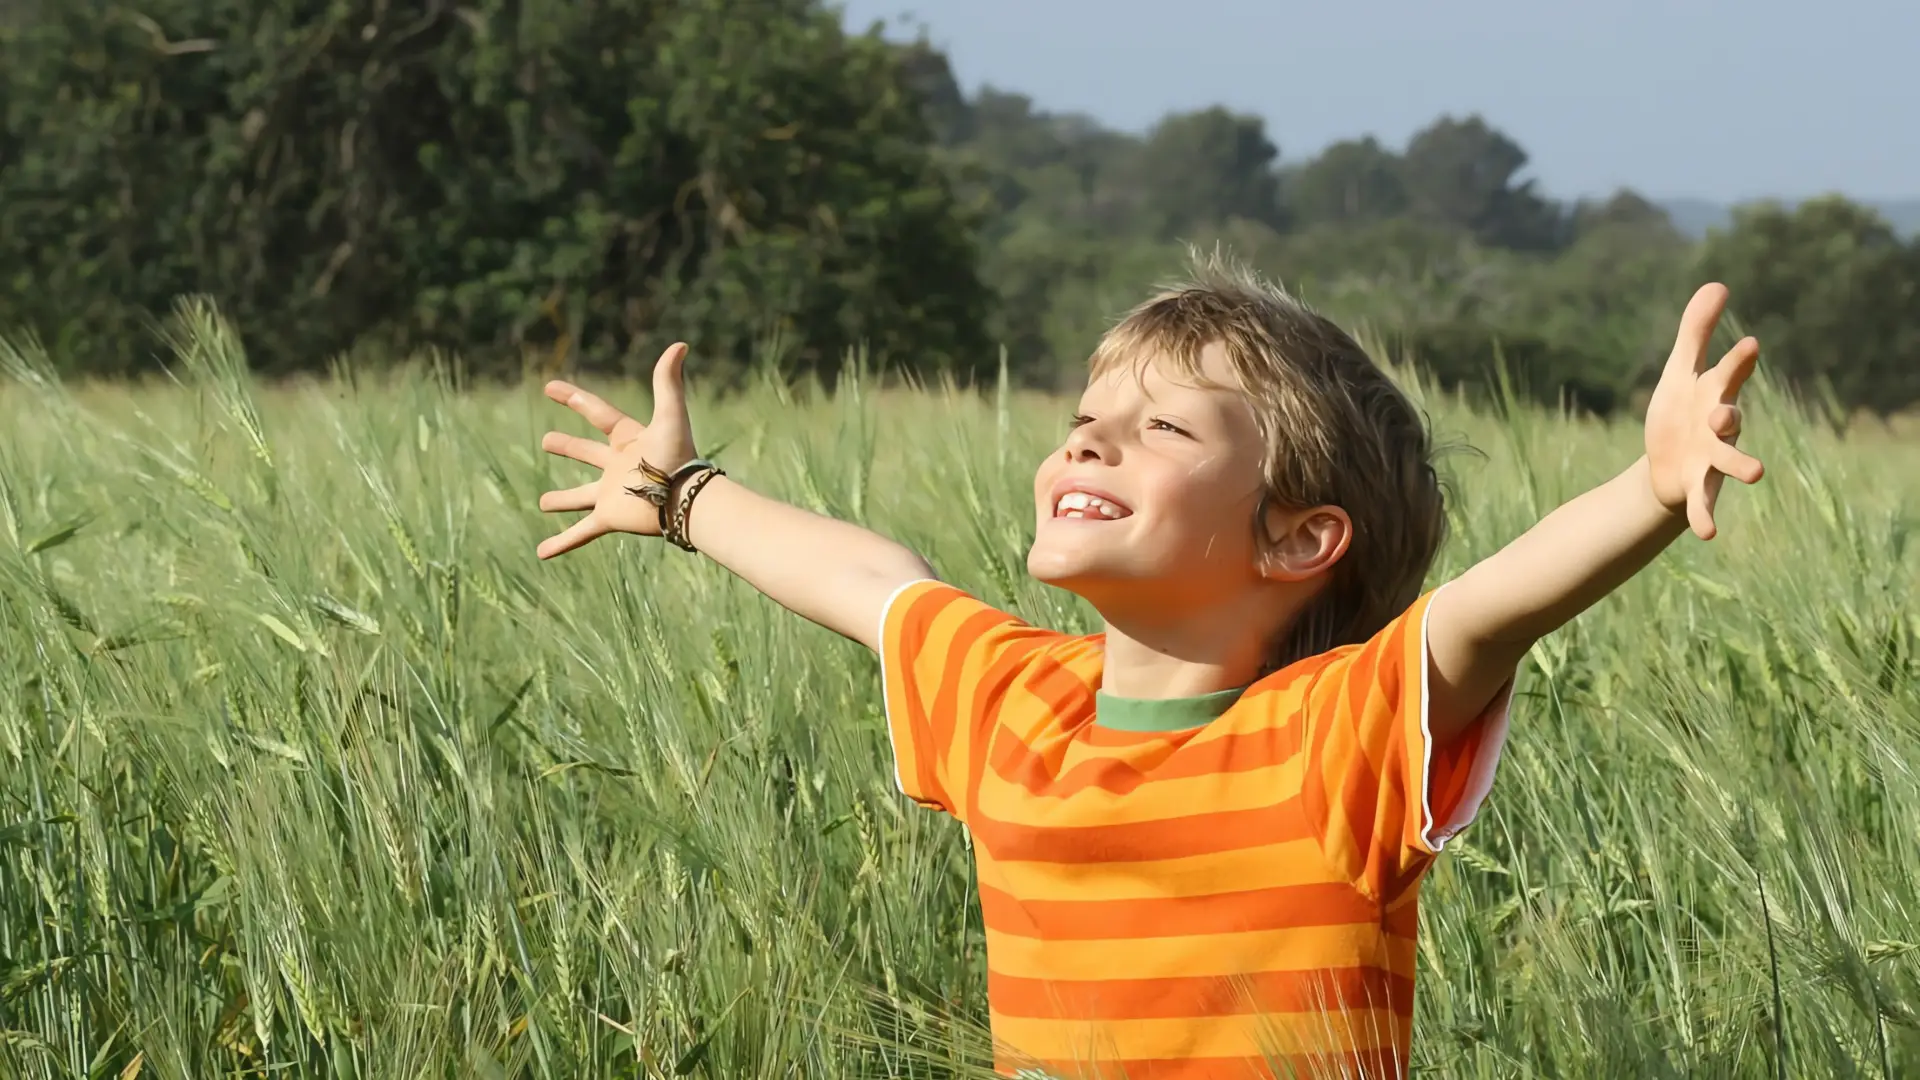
[1396,320,1620,416]
[1400,115,1566,252]
[1569,189,1677,239]
[947,88,1138,236]
[0,0,992,382]
[1284,136,1409,226]
[892,37,972,147]
[1121,106,1287,238]
[2,10,1912,418]
[1698,196,1920,416]
[1508,216,1693,381]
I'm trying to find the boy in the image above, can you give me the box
[533,253,1763,1079]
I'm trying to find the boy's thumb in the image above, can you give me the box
[652,342,689,419]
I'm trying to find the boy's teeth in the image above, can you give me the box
[1056,492,1126,519]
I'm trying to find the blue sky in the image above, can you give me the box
[832,0,1915,204]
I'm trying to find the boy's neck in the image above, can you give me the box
[1093,590,1303,700]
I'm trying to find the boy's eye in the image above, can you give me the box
[1149,418,1190,437]
[1069,414,1094,428]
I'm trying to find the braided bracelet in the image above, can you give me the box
[663,462,725,552]
[627,457,722,549]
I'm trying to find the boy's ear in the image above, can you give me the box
[1257,501,1351,582]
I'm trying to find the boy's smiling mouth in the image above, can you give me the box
[1051,486,1133,520]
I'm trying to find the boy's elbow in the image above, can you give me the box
[870,551,939,593]
[830,550,938,654]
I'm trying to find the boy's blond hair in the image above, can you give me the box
[1089,248,1446,671]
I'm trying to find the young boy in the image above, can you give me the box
[533,253,1764,1079]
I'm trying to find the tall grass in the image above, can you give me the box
[1,302,1916,1079]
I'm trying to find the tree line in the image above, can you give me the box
[2,0,1915,416]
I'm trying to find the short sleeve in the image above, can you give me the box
[877,579,1062,822]
[1298,584,1514,900]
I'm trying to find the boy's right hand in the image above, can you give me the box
[536,342,698,559]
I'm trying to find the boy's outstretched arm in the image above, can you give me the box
[534,342,936,652]
[1424,284,1766,743]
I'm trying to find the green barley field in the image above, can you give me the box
[2,302,1917,1079]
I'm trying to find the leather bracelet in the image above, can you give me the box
[625,457,721,548]
[661,459,715,541]
[666,465,724,552]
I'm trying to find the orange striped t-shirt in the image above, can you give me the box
[878,579,1513,1080]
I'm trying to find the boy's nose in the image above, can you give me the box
[1063,422,1116,463]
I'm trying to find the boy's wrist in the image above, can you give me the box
[627,450,717,545]
[660,458,725,552]
[1628,455,1695,536]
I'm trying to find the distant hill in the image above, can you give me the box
[1659,196,1920,238]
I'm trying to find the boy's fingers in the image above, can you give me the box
[540,482,597,513]
[1692,469,1728,541]
[1708,403,1741,440]
[1668,283,1729,377]
[1710,442,1764,485]
[650,343,690,426]
[1714,337,1760,401]
[557,384,638,440]
[541,431,612,470]
[1687,487,1716,541]
[537,515,605,560]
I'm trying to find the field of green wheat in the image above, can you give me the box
[1,302,1917,1079]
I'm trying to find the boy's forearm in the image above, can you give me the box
[680,475,936,651]
[1427,456,1686,731]
[1452,456,1684,644]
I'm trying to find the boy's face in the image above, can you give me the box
[1027,344,1273,610]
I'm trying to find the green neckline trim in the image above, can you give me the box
[1094,686,1247,732]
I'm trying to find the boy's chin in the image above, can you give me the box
[1025,548,1140,597]
[1027,544,1248,612]
[1026,550,1090,588]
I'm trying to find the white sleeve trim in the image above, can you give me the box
[1416,581,1515,852]
[876,577,942,800]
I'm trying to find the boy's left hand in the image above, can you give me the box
[1643,283,1766,541]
